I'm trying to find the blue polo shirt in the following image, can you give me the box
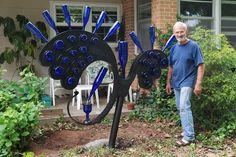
[169,40,204,89]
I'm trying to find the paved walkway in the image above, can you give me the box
[40,96,133,124]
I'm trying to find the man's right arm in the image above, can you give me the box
[166,66,173,95]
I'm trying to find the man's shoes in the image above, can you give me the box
[176,132,184,138]
[176,138,194,147]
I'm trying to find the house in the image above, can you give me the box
[0,0,235,89]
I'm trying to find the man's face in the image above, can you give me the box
[174,27,187,43]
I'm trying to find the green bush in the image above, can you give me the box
[190,27,236,138]
[0,69,47,156]
[0,103,40,156]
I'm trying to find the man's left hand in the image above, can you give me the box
[194,84,202,96]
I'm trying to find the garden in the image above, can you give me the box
[0,23,236,156]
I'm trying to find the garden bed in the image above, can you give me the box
[29,117,236,156]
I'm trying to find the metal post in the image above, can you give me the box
[108,97,124,148]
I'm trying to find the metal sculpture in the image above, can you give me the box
[26,4,175,148]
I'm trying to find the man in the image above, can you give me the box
[166,21,204,146]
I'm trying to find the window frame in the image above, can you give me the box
[221,0,236,36]
[178,0,236,48]
[178,0,214,31]
[49,1,121,47]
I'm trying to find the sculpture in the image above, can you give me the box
[26,4,175,148]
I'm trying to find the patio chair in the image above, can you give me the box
[71,75,100,110]
[86,60,114,102]
[50,78,65,106]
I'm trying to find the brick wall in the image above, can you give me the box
[121,0,138,89]
[121,0,177,91]
[152,0,177,32]
[121,0,135,58]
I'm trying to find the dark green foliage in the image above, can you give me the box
[0,68,47,156]
[190,27,236,138]
[129,87,178,122]
[0,15,47,69]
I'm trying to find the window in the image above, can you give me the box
[179,0,213,32]
[50,2,121,43]
[137,0,151,52]
[179,0,236,48]
[91,6,118,42]
[180,0,212,17]
[221,0,236,47]
[138,1,151,20]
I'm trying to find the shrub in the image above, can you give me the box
[0,69,46,156]
[190,27,236,138]
[0,103,40,156]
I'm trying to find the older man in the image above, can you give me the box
[166,21,204,146]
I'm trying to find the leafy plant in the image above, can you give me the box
[0,67,47,112]
[0,15,47,71]
[190,27,236,138]
[0,68,47,156]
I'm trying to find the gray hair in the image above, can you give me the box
[173,22,188,31]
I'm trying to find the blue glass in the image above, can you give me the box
[118,41,128,77]
[91,37,99,45]
[53,40,64,50]
[103,21,120,41]
[148,62,155,68]
[141,72,148,78]
[83,6,91,30]
[147,51,155,58]
[143,79,151,86]
[83,103,92,124]
[79,46,87,54]
[140,59,149,66]
[162,34,176,52]
[61,56,70,64]
[129,31,144,53]
[69,49,78,56]
[72,67,80,75]
[42,10,59,34]
[78,60,86,68]
[93,11,107,34]
[150,68,161,77]
[86,55,94,63]
[149,26,155,49]
[80,34,88,42]
[160,58,168,68]
[153,52,161,60]
[25,22,48,43]
[54,66,64,77]
[88,67,108,101]
[66,76,76,86]
[67,35,76,43]
[44,51,55,61]
[62,4,71,29]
